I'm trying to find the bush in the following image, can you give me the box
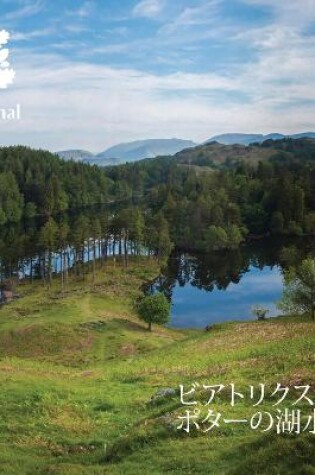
[135,293,171,331]
[251,305,269,321]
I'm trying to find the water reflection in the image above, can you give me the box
[148,238,315,328]
[169,265,282,327]
[0,206,150,283]
[1,209,315,327]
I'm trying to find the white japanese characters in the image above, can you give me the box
[177,383,315,435]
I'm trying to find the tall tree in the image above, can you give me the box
[90,217,101,283]
[278,257,315,320]
[39,218,58,286]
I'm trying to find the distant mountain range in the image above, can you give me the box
[93,139,196,164]
[56,139,196,166]
[56,133,315,166]
[206,132,315,146]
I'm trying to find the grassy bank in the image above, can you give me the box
[0,258,314,474]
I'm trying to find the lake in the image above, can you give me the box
[147,238,315,328]
[0,211,314,327]
[166,260,282,327]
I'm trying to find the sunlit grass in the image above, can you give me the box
[0,257,314,474]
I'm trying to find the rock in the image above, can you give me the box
[150,387,176,402]
[159,412,179,432]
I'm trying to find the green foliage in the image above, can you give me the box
[0,263,314,474]
[2,139,315,254]
[279,246,300,266]
[147,213,173,260]
[205,225,228,250]
[58,220,70,246]
[304,212,315,234]
[251,305,269,320]
[156,221,173,259]
[135,293,171,331]
[286,220,303,236]
[0,206,6,226]
[270,211,284,234]
[39,217,58,250]
[0,146,111,222]
[90,217,102,240]
[0,171,23,224]
[278,257,315,320]
[24,202,37,219]
[130,208,145,254]
[105,138,315,251]
[226,224,245,248]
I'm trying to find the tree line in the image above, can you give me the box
[106,138,315,251]
[0,207,173,287]
[0,146,111,225]
[1,139,315,254]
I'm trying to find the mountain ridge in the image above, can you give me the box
[206,132,315,145]
[56,139,196,166]
[56,133,315,166]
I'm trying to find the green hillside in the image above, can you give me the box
[174,140,276,168]
[174,137,315,169]
[0,259,314,474]
[105,138,315,252]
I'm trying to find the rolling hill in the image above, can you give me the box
[56,134,315,167]
[206,132,315,145]
[173,137,315,169]
[174,141,277,168]
[89,138,196,166]
[56,139,196,166]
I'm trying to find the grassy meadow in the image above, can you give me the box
[0,258,314,474]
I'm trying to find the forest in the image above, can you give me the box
[106,138,315,251]
[1,138,315,254]
[0,146,111,223]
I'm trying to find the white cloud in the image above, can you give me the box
[1,0,314,151]
[4,0,44,21]
[71,1,95,18]
[0,46,314,152]
[133,0,164,18]
[229,0,315,108]
[11,27,54,41]
[159,0,222,39]
[242,0,315,25]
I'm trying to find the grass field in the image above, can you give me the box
[0,258,314,474]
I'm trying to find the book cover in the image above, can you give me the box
[0,1,314,474]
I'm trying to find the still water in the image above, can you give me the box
[149,238,315,328]
[169,262,282,327]
[0,211,314,328]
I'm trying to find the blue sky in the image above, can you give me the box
[0,0,315,152]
